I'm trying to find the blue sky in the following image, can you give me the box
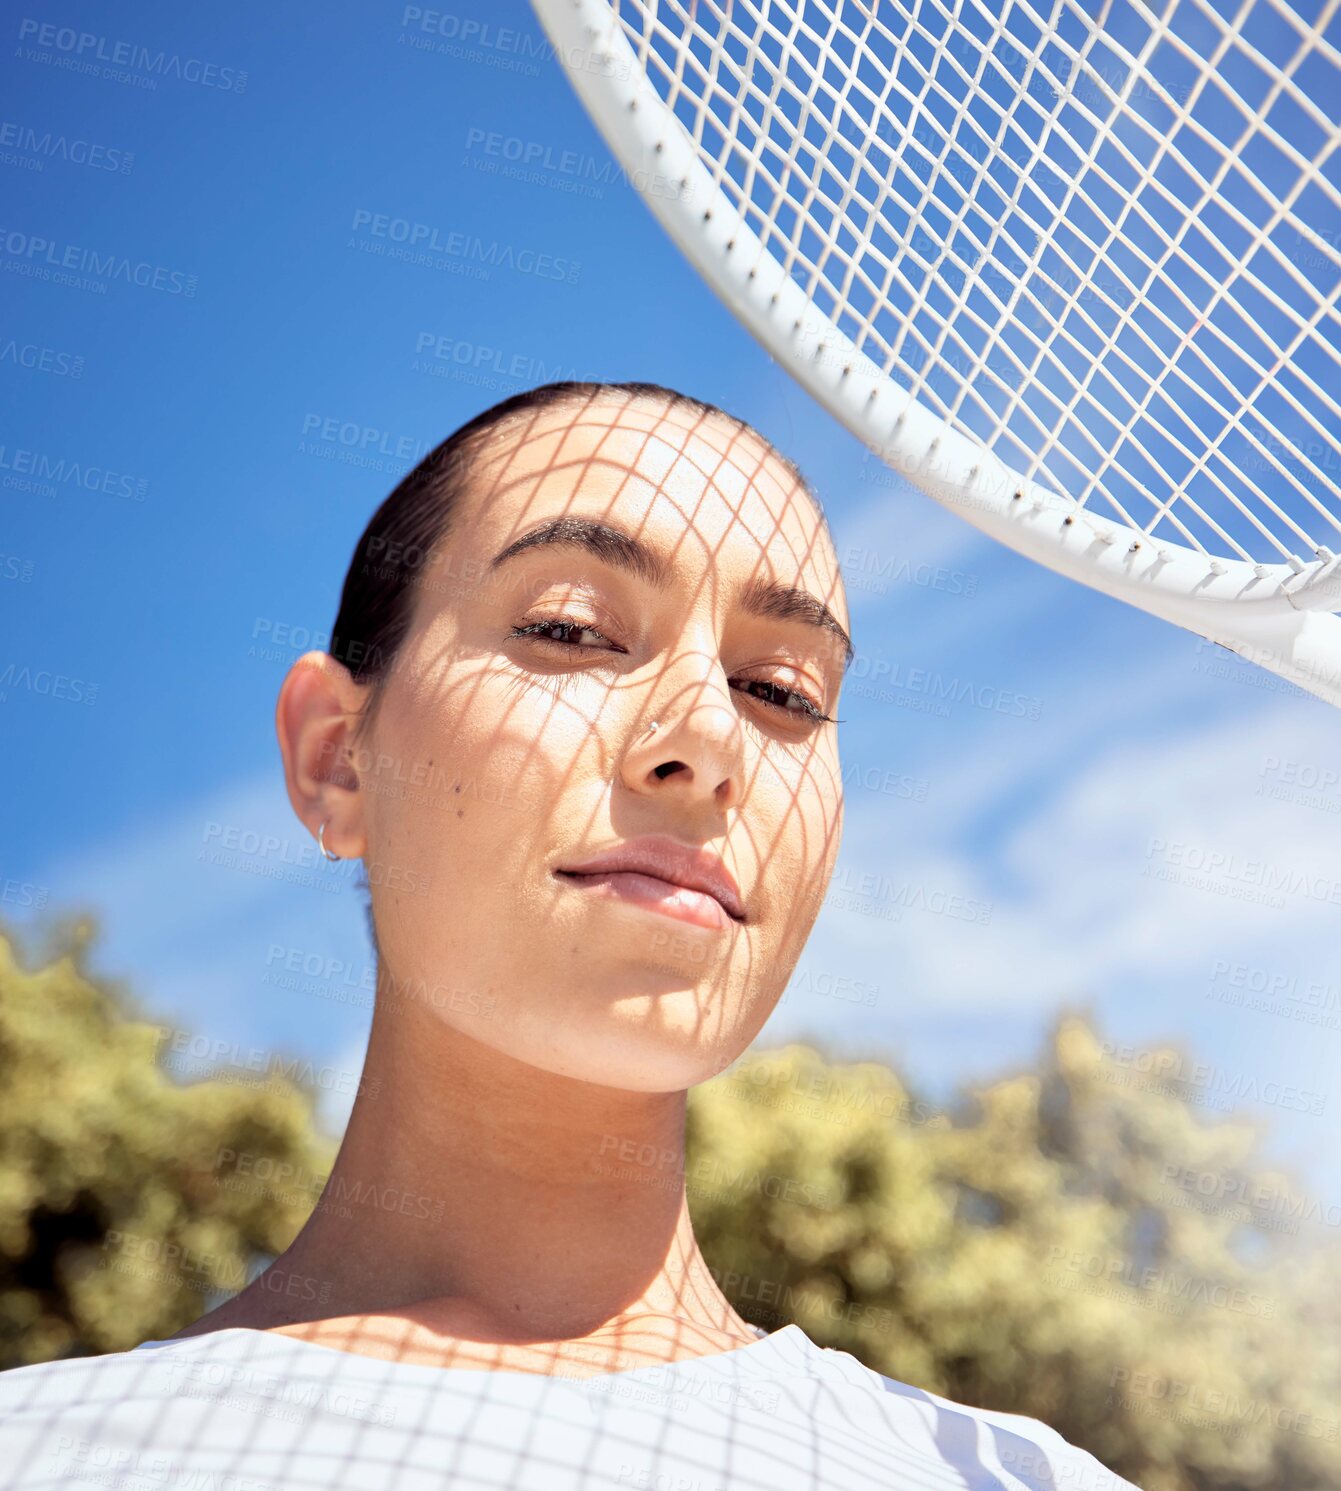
[3,1,1339,1234]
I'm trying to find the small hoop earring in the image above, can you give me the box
[317,818,342,862]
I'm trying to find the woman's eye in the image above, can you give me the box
[733,678,834,724]
[513,618,834,725]
[511,616,622,651]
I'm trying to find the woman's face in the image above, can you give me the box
[341,395,849,1092]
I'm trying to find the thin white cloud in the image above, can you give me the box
[793,686,1337,1008]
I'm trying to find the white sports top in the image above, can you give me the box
[0,1322,1140,1490]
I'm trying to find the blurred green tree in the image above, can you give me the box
[689,1022,1340,1491]
[0,919,337,1366]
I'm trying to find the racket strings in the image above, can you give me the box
[614,0,1341,568]
[739,1,1336,554]
[1029,1,1338,549]
[644,3,1291,550]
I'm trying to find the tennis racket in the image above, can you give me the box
[530,0,1341,708]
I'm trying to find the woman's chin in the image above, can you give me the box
[529,1016,747,1094]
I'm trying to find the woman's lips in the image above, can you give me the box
[554,869,737,931]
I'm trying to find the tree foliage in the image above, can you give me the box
[689,1024,1340,1491]
[0,919,336,1365]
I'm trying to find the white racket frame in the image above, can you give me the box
[532,0,1341,709]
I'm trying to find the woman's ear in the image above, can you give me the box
[276,650,370,862]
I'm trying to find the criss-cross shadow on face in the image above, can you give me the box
[346,385,853,1094]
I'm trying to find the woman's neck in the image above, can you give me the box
[177,996,756,1361]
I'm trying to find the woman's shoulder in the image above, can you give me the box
[0,1335,195,1400]
[794,1332,1142,1491]
[883,1379,1137,1490]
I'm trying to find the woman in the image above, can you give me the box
[2,382,1139,1489]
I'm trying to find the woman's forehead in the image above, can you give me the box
[466,399,840,590]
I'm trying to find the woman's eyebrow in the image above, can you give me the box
[488,515,854,673]
[490,514,669,588]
